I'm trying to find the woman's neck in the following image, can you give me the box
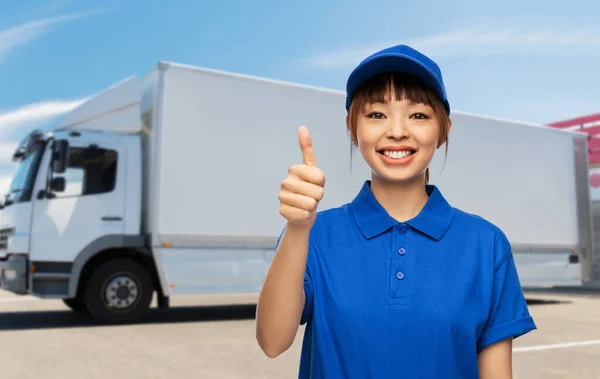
[370,174,430,222]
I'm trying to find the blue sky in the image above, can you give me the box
[0,0,599,193]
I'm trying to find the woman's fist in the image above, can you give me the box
[278,126,326,227]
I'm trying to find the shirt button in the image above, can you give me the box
[398,248,406,255]
[396,271,404,280]
[399,227,407,234]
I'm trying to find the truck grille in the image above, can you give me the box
[0,228,14,250]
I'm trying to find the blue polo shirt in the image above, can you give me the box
[282,180,536,378]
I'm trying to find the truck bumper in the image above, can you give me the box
[0,254,28,294]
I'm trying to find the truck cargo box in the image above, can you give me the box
[143,62,592,286]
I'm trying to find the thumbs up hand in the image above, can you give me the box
[279,126,326,227]
[299,125,319,167]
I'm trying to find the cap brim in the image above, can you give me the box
[345,53,448,112]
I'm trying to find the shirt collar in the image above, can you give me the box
[349,180,454,241]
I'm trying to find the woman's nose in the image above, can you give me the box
[387,118,409,139]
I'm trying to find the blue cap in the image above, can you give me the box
[345,44,450,114]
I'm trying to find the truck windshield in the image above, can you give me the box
[5,141,46,206]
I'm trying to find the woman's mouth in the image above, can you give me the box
[380,150,415,159]
[377,148,417,165]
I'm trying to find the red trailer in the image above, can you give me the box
[548,113,600,195]
[548,113,600,166]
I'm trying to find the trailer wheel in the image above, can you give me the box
[84,258,154,324]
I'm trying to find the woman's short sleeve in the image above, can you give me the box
[477,233,537,353]
[300,252,314,325]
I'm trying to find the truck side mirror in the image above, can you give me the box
[53,140,69,174]
[49,177,65,192]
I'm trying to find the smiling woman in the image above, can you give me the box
[256,44,536,379]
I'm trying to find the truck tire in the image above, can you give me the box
[63,297,88,313]
[84,258,154,324]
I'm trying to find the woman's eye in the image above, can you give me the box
[411,113,428,120]
[368,112,384,119]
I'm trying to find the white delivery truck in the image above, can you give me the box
[0,61,594,323]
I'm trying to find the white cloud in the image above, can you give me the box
[0,143,18,162]
[303,26,600,69]
[0,99,87,145]
[0,99,85,132]
[0,9,107,64]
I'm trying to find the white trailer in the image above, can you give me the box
[0,61,593,323]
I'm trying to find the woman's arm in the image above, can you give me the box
[255,126,325,358]
[255,223,312,358]
[478,337,513,379]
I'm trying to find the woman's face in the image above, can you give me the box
[355,91,443,185]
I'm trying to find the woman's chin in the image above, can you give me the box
[371,168,427,186]
[361,152,430,185]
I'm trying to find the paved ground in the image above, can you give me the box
[1,288,599,379]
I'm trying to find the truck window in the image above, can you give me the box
[49,146,118,198]
[4,140,46,205]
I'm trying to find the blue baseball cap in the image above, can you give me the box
[345,44,450,114]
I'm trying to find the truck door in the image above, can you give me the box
[30,141,126,267]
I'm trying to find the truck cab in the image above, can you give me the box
[0,77,167,323]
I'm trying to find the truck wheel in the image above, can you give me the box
[63,297,88,313]
[84,258,154,324]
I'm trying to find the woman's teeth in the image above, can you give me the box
[383,150,413,159]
